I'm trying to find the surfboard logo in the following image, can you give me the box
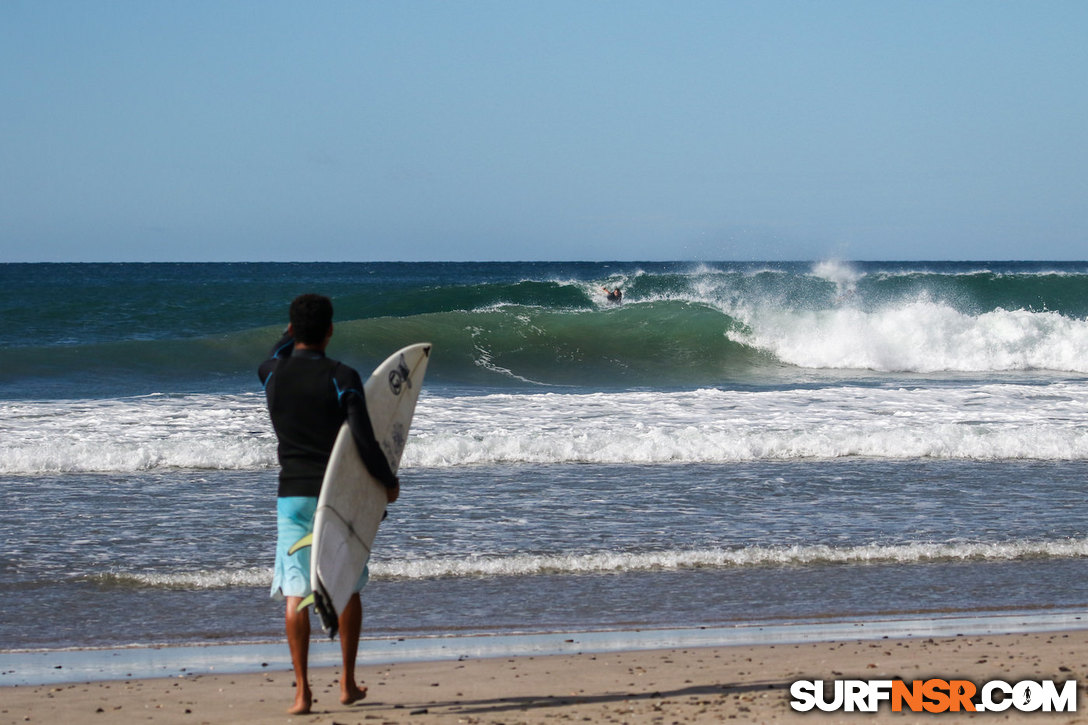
[388,354,413,395]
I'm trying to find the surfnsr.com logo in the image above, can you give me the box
[790,678,1078,713]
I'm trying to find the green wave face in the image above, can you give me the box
[329,300,766,388]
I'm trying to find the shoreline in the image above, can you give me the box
[4,622,1088,723]
[4,610,1086,687]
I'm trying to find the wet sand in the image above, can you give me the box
[3,629,1088,724]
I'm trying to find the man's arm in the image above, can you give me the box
[336,370,400,498]
[258,331,295,386]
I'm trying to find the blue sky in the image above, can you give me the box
[2,1,1086,262]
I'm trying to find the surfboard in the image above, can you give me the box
[290,342,431,635]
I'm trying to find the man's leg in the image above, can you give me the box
[338,593,367,704]
[285,597,312,714]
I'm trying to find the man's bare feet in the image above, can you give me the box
[341,683,368,705]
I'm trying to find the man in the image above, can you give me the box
[258,293,399,715]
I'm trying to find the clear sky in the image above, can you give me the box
[2,1,1086,262]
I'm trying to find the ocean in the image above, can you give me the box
[3,261,1088,653]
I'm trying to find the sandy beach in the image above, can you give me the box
[4,629,1087,724]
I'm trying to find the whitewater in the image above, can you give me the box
[5,380,1088,474]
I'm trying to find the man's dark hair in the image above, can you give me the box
[289,294,334,345]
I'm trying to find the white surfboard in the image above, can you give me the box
[292,342,431,634]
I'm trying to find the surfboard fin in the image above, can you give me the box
[295,594,315,612]
[313,587,339,639]
[287,533,313,555]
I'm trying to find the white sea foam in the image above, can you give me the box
[5,380,1088,474]
[405,383,1088,466]
[0,394,276,474]
[98,567,273,590]
[96,538,1088,589]
[730,300,1088,374]
[810,260,862,298]
[376,538,1088,579]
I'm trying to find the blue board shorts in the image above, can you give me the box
[271,496,370,600]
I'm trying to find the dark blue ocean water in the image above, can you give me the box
[2,261,1088,651]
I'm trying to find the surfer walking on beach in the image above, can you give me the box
[258,293,400,715]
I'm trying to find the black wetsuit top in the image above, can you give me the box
[259,334,396,498]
